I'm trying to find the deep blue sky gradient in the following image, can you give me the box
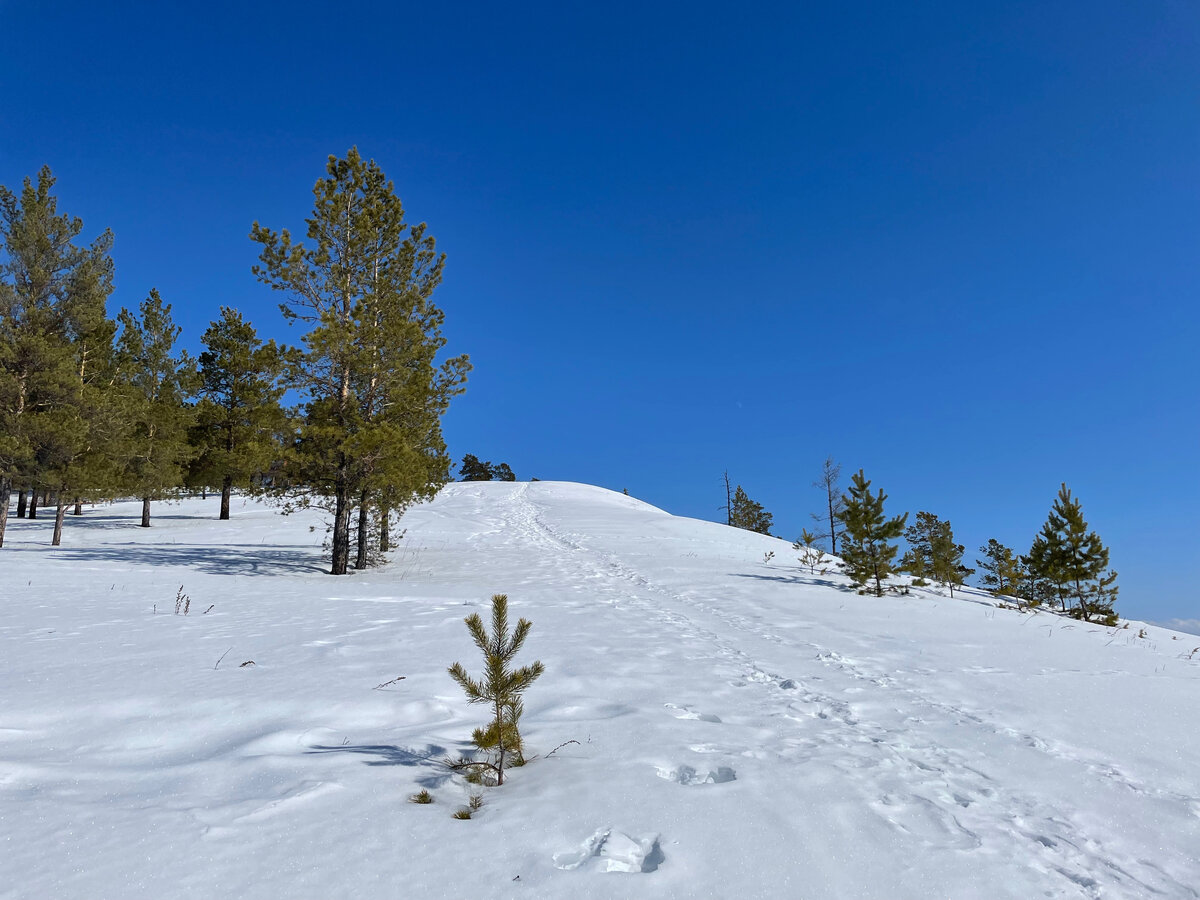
[2,1,1197,621]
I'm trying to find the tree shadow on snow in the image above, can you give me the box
[306,743,449,772]
[729,572,855,592]
[27,543,327,576]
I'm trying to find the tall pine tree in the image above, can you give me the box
[0,167,120,547]
[837,469,907,596]
[251,148,469,574]
[191,307,290,520]
[115,290,195,527]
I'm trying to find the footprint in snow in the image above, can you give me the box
[553,828,664,873]
[656,764,736,785]
[664,703,721,723]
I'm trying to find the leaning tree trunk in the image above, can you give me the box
[52,494,66,546]
[0,477,11,547]
[73,497,82,516]
[220,475,232,520]
[330,478,352,576]
[141,497,151,528]
[354,488,370,569]
[28,488,38,520]
[16,490,27,519]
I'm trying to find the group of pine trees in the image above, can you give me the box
[724,458,1119,624]
[0,150,469,573]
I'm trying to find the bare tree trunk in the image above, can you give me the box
[141,497,151,528]
[354,488,370,569]
[73,497,82,516]
[330,477,351,575]
[16,490,27,518]
[28,487,38,519]
[52,495,66,546]
[723,470,732,525]
[220,475,232,520]
[379,504,390,552]
[0,477,11,547]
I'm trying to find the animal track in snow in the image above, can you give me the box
[664,703,721,723]
[553,828,664,873]
[656,764,736,785]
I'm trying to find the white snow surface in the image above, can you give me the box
[2,481,1199,899]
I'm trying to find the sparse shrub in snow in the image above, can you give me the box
[408,789,433,804]
[447,594,544,786]
[792,529,826,575]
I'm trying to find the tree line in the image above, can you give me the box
[724,458,1119,625]
[0,149,470,574]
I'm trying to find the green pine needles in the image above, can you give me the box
[448,594,545,786]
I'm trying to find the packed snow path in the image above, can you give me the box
[2,482,1198,899]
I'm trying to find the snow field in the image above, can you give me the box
[1,481,1198,899]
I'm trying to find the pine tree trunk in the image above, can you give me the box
[141,497,151,528]
[16,490,27,518]
[1074,577,1092,622]
[354,488,370,569]
[0,477,11,548]
[28,488,38,520]
[379,504,390,552]
[330,479,351,575]
[827,491,838,555]
[73,497,82,516]
[220,475,232,520]
[52,495,66,546]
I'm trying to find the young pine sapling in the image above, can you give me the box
[448,594,544,786]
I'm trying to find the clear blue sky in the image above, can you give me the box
[3,1,1197,623]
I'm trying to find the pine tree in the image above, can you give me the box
[459,454,492,481]
[447,594,544,786]
[0,167,121,547]
[251,148,469,574]
[191,307,290,520]
[902,511,973,597]
[1036,484,1118,624]
[729,485,773,534]
[492,462,516,482]
[811,456,846,554]
[837,469,907,596]
[977,539,1023,598]
[1021,535,1063,609]
[115,290,195,527]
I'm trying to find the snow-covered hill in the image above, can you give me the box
[2,482,1198,899]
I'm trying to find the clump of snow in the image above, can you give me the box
[2,481,1198,899]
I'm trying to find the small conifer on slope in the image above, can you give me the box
[902,511,973,597]
[977,539,1024,599]
[729,485,773,535]
[837,469,907,597]
[448,594,544,786]
[1036,484,1119,625]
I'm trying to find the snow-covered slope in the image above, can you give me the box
[2,482,1198,899]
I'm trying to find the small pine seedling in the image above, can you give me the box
[448,594,545,786]
[408,789,434,804]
